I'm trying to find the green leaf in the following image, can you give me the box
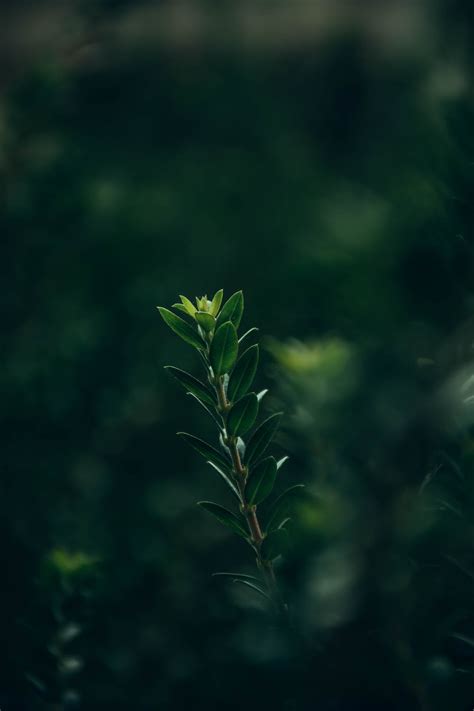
[246,456,277,505]
[178,433,231,473]
[216,291,244,329]
[212,572,261,583]
[276,456,289,470]
[227,345,259,403]
[207,461,241,501]
[227,393,259,436]
[164,366,216,407]
[158,307,205,350]
[257,389,268,402]
[266,484,305,532]
[239,327,259,344]
[209,289,224,317]
[198,501,248,539]
[195,311,216,332]
[261,527,289,561]
[179,295,197,316]
[245,412,282,466]
[210,321,239,376]
[172,303,189,315]
[186,393,222,427]
[232,578,273,602]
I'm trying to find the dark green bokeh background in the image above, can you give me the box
[1,1,474,709]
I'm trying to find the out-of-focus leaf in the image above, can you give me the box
[158,307,205,350]
[210,321,238,376]
[227,393,259,436]
[261,527,289,561]
[198,501,248,539]
[232,578,273,602]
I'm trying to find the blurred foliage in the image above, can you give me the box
[1,0,474,709]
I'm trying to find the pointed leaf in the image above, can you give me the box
[198,501,248,539]
[207,461,241,501]
[165,366,216,407]
[186,393,222,427]
[232,578,273,602]
[158,307,205,350]
[245,412,282,466]
[178,433,231,473]
[212,572,261,583]
[209,289,224,317]
[239,327,259,344]
[172,303,189,315]
[210,321,238,376]
[228,345,259,403]
[276,456,289,470]
[179,295,197,316]
[216,291,244,329]
[257,389,268,402]
[261,527,290,561]
[196,311,216,333]
[247,456,277,505]
[266,484,305,532]
[227,393,259,436]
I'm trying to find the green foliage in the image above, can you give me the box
[159,290,304,610]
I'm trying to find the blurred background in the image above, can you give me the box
[1,0,474,709]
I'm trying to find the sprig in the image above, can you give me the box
[158,290,304,612]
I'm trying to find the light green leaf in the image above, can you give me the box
[172,303,189,315]
[158,307,205,350]
[179,295,197,316]
[195,311,216,333]
[257,389,268,402]
[216,291,244,329]
[246,456,277,505]
[198,501,248,539]
[276,456,289,470]
[227,393,259,436]
[178,433,231,473]
[227,345,259,403]
[164,366,216,407]
[210,321,239,376]
[245,412,282,466]
[209,289,224,316]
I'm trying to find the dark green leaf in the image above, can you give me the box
[164,366,216,407]
[216,291,244,329]
[178,433,231,473]
[210,321,238,376]
[246,456,277,505]
[239,327,259,344]
[158,307,205,350]
[227,393,259,436]
[198,501,248,539]
[228,345,259,403]
[212,572,261,583]
[209,289,224,316]
[196,311,216,332]
[207,461,241,501]
[186,393,222,427]
[245,412,282,466]
[266,484,305,532]
[261,527,290,561]
[232,578,273,602]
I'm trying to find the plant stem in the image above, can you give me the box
[213,372,284,611]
